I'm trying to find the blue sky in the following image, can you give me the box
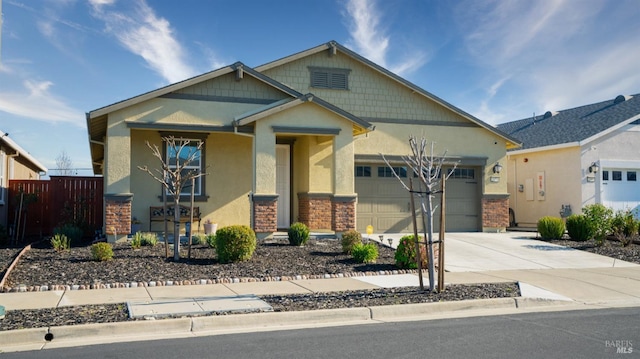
[0,0,639,176]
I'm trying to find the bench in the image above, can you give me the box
[149,205,201,232]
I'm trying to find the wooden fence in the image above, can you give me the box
[8,176,103,240]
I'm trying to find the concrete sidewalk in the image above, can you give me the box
[1,232,639,352]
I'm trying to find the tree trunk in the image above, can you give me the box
[173,198,180,261]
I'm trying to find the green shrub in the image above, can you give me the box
[394,234,427,269]
[351,242,379,263]
[611,209,639,247]
[341,230,362,254]
[192,233,207,246]
[205,233,216,248]
[50,234,71,251]
[140,232,158,246]
[537,216,565,240]
[131,232,143,249]
[566,214,594,241]
[583,204,614,246]
[215,225,257,263]
[91,242,113,261]
[54,224,83,244]
[287,222,310,246]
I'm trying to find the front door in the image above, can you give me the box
[276,145,291,228]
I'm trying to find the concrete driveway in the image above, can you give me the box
[373,231,638,272]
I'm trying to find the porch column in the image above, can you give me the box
[104,116,132,241]
[331,130,356,232]
[253,122,277,235]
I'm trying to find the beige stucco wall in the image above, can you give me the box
[507,146,582,226]
[130,130,253,230]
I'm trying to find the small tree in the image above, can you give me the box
[56,150,74,176]
[382,136,456,292]
[138,136,206,261]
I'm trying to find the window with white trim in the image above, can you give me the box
[165,138,204,197]
[355,166,371,177]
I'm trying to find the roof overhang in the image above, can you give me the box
[0,129,48,173]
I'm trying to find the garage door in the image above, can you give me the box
[356,164,480,233]
[601,168,640,214]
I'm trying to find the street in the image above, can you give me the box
[3,307,638,358]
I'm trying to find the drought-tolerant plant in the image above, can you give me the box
[131,232,143,249]
[394,234,427,269]
[215,225,257,263]
[140,232,158,246]
[287,222,310,246]
[54,223,83,244]
[205,233,216,248]
[565,214,594,241]
[583,204,613,246]
[192,233,206,246]
[341,229,362,254]
[537,216,565,240]
[611,209,639,247]
[50,234,71,251]
[91,242,113,261]
[351,242,379,263]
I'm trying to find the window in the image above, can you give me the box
[628,171,637,181]
[612,171,622,181]
[355,166,371,177]
[165,138,205,197]
[309,67,350,90]
[378,166,407,178]
[602,171,609,181]
[448,168,475,179]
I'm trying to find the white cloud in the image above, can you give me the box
[90,0,197,84]
[343,0,426,76]
[0,80,83,126]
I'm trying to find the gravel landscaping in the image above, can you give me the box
[1,234,638,331]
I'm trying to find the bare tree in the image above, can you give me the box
[382,136,456,291]
[55,150,74,176]
[138,136,206,261]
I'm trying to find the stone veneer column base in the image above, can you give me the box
[104,193,133,243]
[332,195,357,233]
[252,194,278,234]
[482,194,509,232]
[298,193,332,230]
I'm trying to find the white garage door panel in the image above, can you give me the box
[601,168,640,214]
[356,164,480,233]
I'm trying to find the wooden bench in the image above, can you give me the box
[149,205,201,232]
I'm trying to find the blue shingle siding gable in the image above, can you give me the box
[498,94,640,150]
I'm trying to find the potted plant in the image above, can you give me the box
[131,217,142,235]
[203,219,217,235]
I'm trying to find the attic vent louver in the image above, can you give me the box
[614,95,632,104]
[543,111,557,119]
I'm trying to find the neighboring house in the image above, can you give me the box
[86,41,520,241]
[498,94,640,227]
[0,130,48,229]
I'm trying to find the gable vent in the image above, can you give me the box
[614,94,632,104]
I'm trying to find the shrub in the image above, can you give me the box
[537,216,565,240]
[205,234,217,248]
[54,224,84,244]
[287,222,310,246]
[140,232,158,246]
[583,204,614,246]
[566,214,594,241]
[341,230,362,254]
[394,234,427,269]
[351,242,378,263]
[91,242,113,261]
[215,225,257,263]
[131,232,143,249]
[611,209,639,247]
[192,234,207,246]
[50,234,71,251]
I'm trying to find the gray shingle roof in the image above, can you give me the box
[497,94,640,150]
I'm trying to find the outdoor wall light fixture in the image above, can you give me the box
[387,237,393,246]
[589,162,599,173]
[492,162,503,174]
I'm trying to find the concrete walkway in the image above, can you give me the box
[1,232,639,352]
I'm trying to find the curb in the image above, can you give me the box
[0,296,575,351]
